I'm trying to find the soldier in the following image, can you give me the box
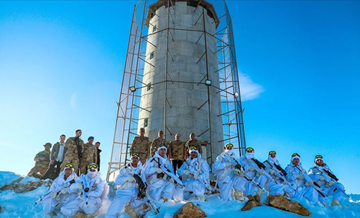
[150,130,167,157]
[43,134,66,180]
[168,133,186,174]
[130,128,151,164]
[60,129,84,175]
[80,136,98,175]
[185,133,202,156]
[95,141,101,171]
[28,142,52,178]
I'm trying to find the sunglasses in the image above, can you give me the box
[315,155,323,159]
[269,151,276,155]
[292,153,300,158]
[189,146,198,150]
[246,147,254,152]
[132,152,140,157]
[88,164,98,169]
[225,143,234,148]
[65,163,73,168]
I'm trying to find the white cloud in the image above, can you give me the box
[239,73,264,101]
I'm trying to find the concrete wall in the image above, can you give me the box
[138,1,224,161]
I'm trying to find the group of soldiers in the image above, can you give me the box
[36,128,348,217]
[28,129,102,180]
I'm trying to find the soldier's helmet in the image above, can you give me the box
[43,142,52,148]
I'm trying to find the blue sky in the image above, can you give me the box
[0,1,359,193]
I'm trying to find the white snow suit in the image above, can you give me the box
[285,161,319,204]
[212,150,246,200]
[308,163,346,202]
[42,171,80,217]
[177,152,210,199]
[105,162,147,218]
[144,150,176,202]
[239,154,268,196]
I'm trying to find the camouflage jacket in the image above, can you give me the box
[150,138,168,157]
[130,136,150,155]
[185,138,202,155]
[34,150,50,165]
[81,143,97,164]
[168,140,186,160]
[64,137,84,160]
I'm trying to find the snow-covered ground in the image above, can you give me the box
[0,171,359,218]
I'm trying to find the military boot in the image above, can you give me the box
[234,190,245,201]
[241,195,260,211]
[125,204,137,218]
[331,199,341,208]
[74,211,86,218]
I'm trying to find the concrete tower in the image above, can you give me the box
[139,0,223,160]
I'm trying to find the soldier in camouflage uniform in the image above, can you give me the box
[150,130,168,157]
[168,133,186,174]
[185,133,203,157]
[79,136,98,175]
[28,142,52,178]
[130,127,151,164]
[60,129,84,175]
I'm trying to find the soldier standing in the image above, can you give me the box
[28,142,52,178]
[95,141,101,171]
[60,129,84,175]
[130,128,150,164]
[185,133,202,156]
[80,136,97,175]
[42,134,66,179]
[150,130,167,157]
[168,133,186,174]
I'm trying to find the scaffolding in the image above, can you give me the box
[107,0,246,181]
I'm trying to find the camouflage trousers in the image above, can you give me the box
[28,164,49,177]
[60,157,80,175]
[80,162,91,175]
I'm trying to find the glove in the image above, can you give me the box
[269,169,276,175]
[60,188,69,195]
[296,174,304,180]
[326,181,334,188]
[234,169,244,177]
[247,166,256,171]
[154,168,163,174]
[319,175,326,181]
[235,164,242,170]
[125,177,135,183]
[183,170,191,175]
[157,172,165,179]
[305,182,314,187]
[84,188,89,193]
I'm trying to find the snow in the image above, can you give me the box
[1,171,360,218]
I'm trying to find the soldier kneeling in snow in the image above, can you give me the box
[66,163,107,217]
[308,155,348,207]
[212,143,246,201]
[285,153,320,204]
[42,163,80,217]
[176,146,210,201]
[144,145,176,202]
[106,153,147,218]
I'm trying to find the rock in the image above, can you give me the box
[0,177,52,193]
[173,202,206,218]
[241,195,260,211]
[268,195,311,216]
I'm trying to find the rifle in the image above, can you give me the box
[250,158,276,182]
[75,137,82,159]
[183,160,212,193]
[274,163,287,176]
[228,156,263,189]
[295,166,328,198]
[81,174,90,205]
[126,165,160,214]
[153,158,184,188]
[264,160,296,192]
[35,179,75,204]
[314,166,349,198]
